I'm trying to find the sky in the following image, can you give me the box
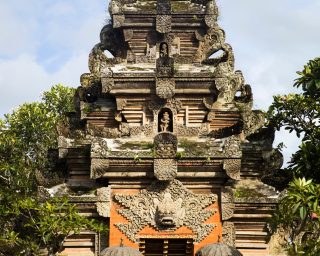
[1,0,319,165]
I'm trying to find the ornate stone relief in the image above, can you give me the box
[204,0,219,28]
[101,77,115,93]
[222,221,236,247]
[221,187,235,221]
[90,137,110,179]
[156,15,172,33]
[89,43,108,76]
[156,56,174,77]
[222,135,242,158]
[96,187,111,218]
[154,132,177,158]
[154,159,177,181]
[223,159,241,180]
[91,137,109,158]
[114,179,217,243]
[194,27,225,62]
[156,78,175,99]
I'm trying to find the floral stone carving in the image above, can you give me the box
[96,187,111,218]
[156,78,175,99]
[154,159,177,181]
[90,137,109,178]
[114,179,217,243]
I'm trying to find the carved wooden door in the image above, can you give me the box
[139,239,193,256]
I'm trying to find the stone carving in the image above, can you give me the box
[156,78,175,99]
[222,135,242,158]
[223,159,241,180]
[91,137,109,158]
[154,132,177,158]
[204,0,219,28]
[160,111,171,131]
[116,98,127,111]
[154,192,184,226]
[156,15,172,33]
[221,187,235,221]
[91,158,110,179]
[89,43,108,76]
[194,27,225,62]
[96,187,111,218]
[101,77,115,93]
[156,55,174,77]
[113,14,125,28]
[222,221,236,247]
[114,179,217,242]
[154,159,177,181]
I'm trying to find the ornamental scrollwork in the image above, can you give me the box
[154,132,177,158]
[114,179,217,243]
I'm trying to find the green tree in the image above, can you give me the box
[0,85,105,256]
[268,57,320,182]
[268,58,320,254]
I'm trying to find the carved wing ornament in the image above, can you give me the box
[114,179,217,243]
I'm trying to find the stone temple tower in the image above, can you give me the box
[54,0,283,255]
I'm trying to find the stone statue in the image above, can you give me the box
[160,112,170,132]
[160,43,169,57]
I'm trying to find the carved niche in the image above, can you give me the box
[96,187,111,218]
[114,179,217,243]
[148,98,182,134]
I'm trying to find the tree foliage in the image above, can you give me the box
[268,58,320,254]
[268,57,320,182]
[0,84,105,256]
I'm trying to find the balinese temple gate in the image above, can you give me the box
[52,0,283,255]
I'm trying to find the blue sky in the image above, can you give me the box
[1,0,320,164]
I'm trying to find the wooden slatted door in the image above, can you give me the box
[139,239,193,256]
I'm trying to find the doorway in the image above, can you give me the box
[139,238,194,256]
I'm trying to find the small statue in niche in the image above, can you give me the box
[160,42,169,57]
[160,112,170,132]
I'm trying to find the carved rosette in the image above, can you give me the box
[221,187,235,221]
[154,159,177,181]
[156,15,172,33]
[114,179,217,243]
[223,159,241,180]
[156,78,175,99]
[96,187,111,218]
[222,221,236,247]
